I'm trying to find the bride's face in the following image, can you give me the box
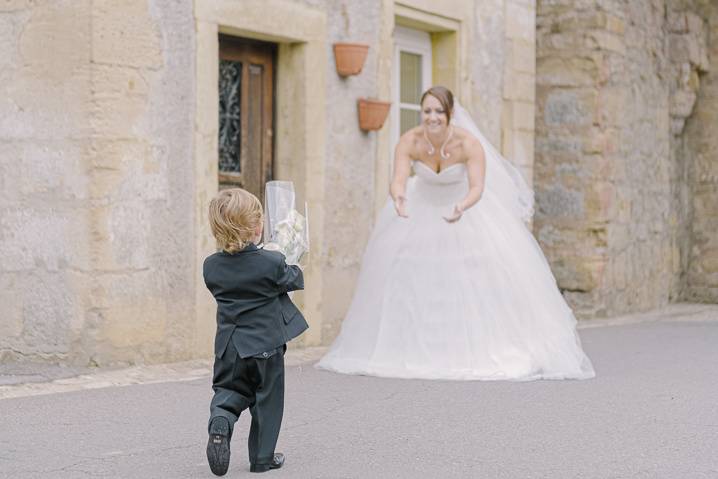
[421,95,448,134]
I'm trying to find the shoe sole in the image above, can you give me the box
[207,433,230,476]
[250,464,280,473]
[250,456,284,473]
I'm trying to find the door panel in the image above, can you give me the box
[218,36,275,205]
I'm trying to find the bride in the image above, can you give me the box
[316,86,595,381]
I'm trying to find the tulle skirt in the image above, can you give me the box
[316,164,595,381]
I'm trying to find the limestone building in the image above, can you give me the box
[535,0,718,317]
[0,0,715,365]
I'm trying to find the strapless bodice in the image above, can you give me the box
[412,161,467,185]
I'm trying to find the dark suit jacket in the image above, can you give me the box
[203,243,309,359]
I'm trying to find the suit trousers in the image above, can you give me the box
[208,339,285,466]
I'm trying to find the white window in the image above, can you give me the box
[392,26,432,153]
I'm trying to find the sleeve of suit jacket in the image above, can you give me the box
[275,257,304,293]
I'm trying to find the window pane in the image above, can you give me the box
[400,52,422,105]
[400,108,420,135]
[219,60,242,174]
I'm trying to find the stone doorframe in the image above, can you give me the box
[193,0,327,352]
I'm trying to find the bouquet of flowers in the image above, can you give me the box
[262,181,309,266]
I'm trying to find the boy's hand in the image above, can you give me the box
[263,242,281,252]
[276,260,304,293]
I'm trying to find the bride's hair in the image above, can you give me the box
[420,86,454,123]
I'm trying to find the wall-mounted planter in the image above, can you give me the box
[357,98,391,131]
[333,43,369,77]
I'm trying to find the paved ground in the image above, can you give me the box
[1,304,717,478]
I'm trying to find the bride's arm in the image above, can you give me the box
[444,138,486,222]
[390,134,413,217]
[459,138,486,210]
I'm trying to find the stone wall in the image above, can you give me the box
[0,0,197,365]
[3,0,523,364]
[615,0,674,315]
[0,0,93,361]
[535,0,712,318]
[536,0,629,317]
[682,1,718,302]
[501,0,537,187]
[316,0,386,344]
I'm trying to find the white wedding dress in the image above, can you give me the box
[316,105,595,381]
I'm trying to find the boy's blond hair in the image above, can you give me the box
[208,188,263,253]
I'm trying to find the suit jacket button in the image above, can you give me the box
[262,352,269,358]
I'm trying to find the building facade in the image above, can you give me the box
[0,0,715,366]
[535,0,718,317]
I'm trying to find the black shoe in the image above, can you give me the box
[250,453,285,473]
[206,417,231,476]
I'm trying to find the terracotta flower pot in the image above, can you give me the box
[333,43,369,77]
[357,98,391,131]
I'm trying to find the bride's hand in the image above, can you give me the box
[393,195,408,218]
[443,204,463,223]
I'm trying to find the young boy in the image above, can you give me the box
[203,188,308,475]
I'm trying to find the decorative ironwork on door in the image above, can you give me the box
[218,36,275,205]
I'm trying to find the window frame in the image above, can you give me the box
[392,25,433,155]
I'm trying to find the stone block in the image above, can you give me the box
[510,39,536,74]
[537,56,596,87]
[0,141,88,202]
[0,277,23,338]
[0,11,28,73]
[585,181,615,222]
[669,33,709,71]
[509,129,535,167]
[506,2,536,42]
[670,88,698,119]
[586,31,626,55]
[4,3,92,141]
[100,297,168,350]
[535,133,582,154]
[0,0,37,11]
[611,252,627,290]
[581,127,606,155]
[8,270,81,357]
[554,256,607,293]
[610,223,632,251]
[535,184,584,219]
[86,139,168,201]
[91,0,162,69]
[605,14,626,35]
[695,156,718,185]
[194,21,219,136]
[667,11,688,33]
[692,190,718,220]
[685,12,706,41]
[511,100,535,131]
[700,251,718,273]
[543,88,596,126]
[18,0,91,82]
[670,117,686,136]
[598,87,625,127]
[90,64,152,138]
[104,202,154,270]
[504,71,536,102]
[0,206,91,273]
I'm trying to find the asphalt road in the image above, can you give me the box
[1,319,717,479]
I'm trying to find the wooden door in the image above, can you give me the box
[218,35,275,204]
